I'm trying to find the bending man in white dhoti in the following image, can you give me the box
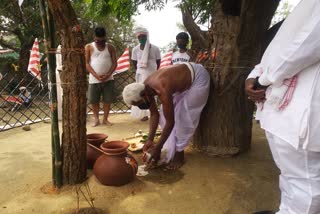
[131,26,161,121]
[123,63,210,169]
[245,0,320,213]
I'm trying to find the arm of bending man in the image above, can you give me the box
[146,87,175,164]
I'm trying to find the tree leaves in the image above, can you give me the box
[180,0,216,25]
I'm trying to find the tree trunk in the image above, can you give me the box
[194,0,279,156]
[181,5,209,61]
[18,40,33,85]
[47,0,87,184]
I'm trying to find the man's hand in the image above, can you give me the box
[245,78,266,102]
[142,140,154,153]
[99,73,111,82]
[146,146,161,168]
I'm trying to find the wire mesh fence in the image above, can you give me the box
[0,70,135,131]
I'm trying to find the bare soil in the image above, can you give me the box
[0,113,279,214]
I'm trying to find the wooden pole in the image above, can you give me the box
[39,0,62,188]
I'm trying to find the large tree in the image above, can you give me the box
[191,0,280,156]
[46,0,88,184]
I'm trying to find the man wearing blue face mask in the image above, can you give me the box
[85,27,117,127]
[171,32,191,65]
[131,26,161,121]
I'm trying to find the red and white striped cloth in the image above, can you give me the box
[114,48,130,75]
[27,38,41,81]
[257,67,298,111]
[159,50,173,69]
[5,96,23,105]
[278,75,298,110]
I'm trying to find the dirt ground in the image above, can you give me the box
[0,113,280,214]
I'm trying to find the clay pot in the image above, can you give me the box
[93,141,138,186]
[86,133,108,169]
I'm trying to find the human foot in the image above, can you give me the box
[92,120,100,127]
[167,151,185,170]
[140,116,148,121]
[102,120,113,126]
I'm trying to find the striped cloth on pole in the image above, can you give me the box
[114,48,130,75]
[27,38,41,81]
[159,50,173,69]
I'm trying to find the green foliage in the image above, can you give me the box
[0,0,43,50]
[74,0,168,22]
[75,0,135,21]
[71,0,137,56]
[137,0,167,11]
[179,0,215,25]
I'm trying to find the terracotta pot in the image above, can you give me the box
[86,133,108,169]
[93,141,138,186]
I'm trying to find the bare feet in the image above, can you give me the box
[102,120,113,126]
[92,119,100,127]
[166,151,185,170]
[140,116,148,121]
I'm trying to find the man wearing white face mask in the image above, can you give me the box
[131,26,161,121]
[245,0,320,213]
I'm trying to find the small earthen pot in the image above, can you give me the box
[93,141,138,186]
[86,133,108,169]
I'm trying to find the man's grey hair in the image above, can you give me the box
[122,83,145,106]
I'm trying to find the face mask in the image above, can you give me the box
[138,101,151,110]
[177,44,187,49]
[95,39,106,47]
[139,38,147,46]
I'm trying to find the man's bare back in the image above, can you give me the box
[144,63,193,97]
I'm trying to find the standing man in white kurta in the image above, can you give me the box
[245,1,320,214]
[131,27,161,121]
[85,27,117,127]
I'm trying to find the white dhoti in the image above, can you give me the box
[131,70,153,119]
[159,63,210,163]
[266,131,320,214]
